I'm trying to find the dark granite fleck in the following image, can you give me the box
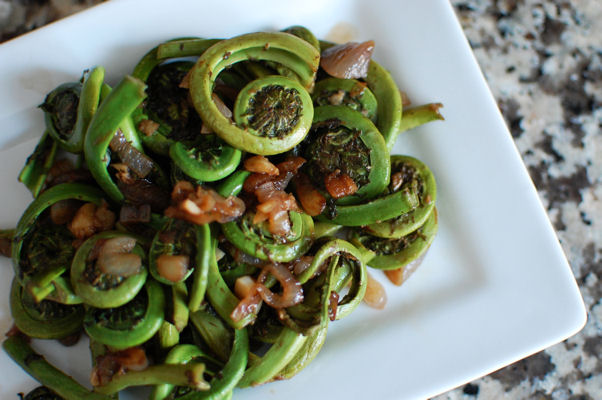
[462,383,479,396]
[455,3,475,12]
[552,207,566,231]
[490,352,555,391]
[532,391,554,400]
[538,58,598,147]
[541,15,566,45]
[572,356,581,369]
[579,211,592,226]
[528,163,589,209]
[498,98,524,138]
[535,131,564,162]
[582,242,601,280]
[582,336,601,360]
[569,395,595,400]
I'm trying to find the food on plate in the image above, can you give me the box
[2,25,443,399]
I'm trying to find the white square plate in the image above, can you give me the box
[0,0,586,399]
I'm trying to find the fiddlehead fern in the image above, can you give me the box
[149,218,196,285]
[189,32,320,155]
[364,155,437,238]
[70,231,148,308]
[83,279,165,349]
[303,105,390,206]
[351,208,438,271]
[12,183,107,302]
[10,279,84,340]
[312,77,377,121]
[221,211,313,263]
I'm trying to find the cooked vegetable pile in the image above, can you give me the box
[2,25,443,399]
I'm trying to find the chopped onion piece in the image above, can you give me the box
[294,173,326,217]
[244,155,279,175]
[165,181,245,225]
[101,237,137,255]
[363,272,387,309]
[320,40,375,79]
[97,253,141,277]
[96,236,141,277]
[384,252,428,286]
[324,170,358,199]
[156,254,190,282]
[234,275,256,299]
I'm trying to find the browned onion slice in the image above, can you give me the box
[109,131,154,179]
[320,40,375,79]
[292,256,314,276]
[230,290,262,323]
[50,199,78,225]
[255,263,304,309]
[119,203,152,225]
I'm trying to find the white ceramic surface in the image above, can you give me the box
[0,0,586,399]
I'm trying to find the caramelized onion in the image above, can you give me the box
[390,171,405,193]
[324,170,358,199]
[91,347,148,387]
[68,202,116,240]
[234,275,256,299]
[165,181,245,225]
[229,246,263,265]
[230,290,262,323]
[255,263,304,309]
[109,131,154,179]
[231,262,304,322]
[101,237,137,254]
[328,291,339,321]
[267,209,291,238]
[292,256,314,276]
[97,252,141,277]
[138,119,159,137]
[243,157,306,194]
[97,236,141,278]
[119,203,151,225]
[363,272,387,309]
[244,155,279,175]
[293,173,326,216]
[320,40,375,79]
[212,92,233,119]
[384,251,428,286]
[243,156,306,237]
[113,347,149,371]
[50,199,78,225]
[156,254,190,282]
[253,191,300,237]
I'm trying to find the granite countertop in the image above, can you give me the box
[1,0,600,399]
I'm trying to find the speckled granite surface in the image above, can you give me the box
[1,0,600,399]
[437,1,601,399]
